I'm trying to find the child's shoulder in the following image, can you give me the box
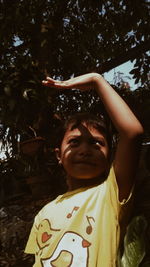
[36,196,60,216]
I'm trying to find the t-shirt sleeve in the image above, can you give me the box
[108,164,134,207]
[118,187,134,243]
[107,165,134,242]
[24,215,39,254]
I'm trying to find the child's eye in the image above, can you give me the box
[68,138,79,146]
[92,139,105,146]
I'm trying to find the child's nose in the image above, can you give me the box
[78,143,92,156]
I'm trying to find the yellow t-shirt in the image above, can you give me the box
[25,167,133,267]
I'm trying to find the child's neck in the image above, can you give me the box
[66,175,107,191]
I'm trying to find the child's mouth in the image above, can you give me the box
[75,161,96,166]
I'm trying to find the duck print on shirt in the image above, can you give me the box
[41,231,91,267]
[36,219,61,256]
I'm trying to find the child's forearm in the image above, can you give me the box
[94,74,144,138]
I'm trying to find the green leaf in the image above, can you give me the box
[117,216,147,267]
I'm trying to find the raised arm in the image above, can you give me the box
[42,73,144,201]
[93,74,143,201]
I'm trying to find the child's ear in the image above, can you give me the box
[55,148,62,164]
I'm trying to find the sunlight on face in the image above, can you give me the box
[57,123,109,180]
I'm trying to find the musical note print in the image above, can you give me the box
[67,206,79,218]
[86,216,95,234]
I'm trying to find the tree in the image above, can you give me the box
[0,0,149,156]
[0,1,150,265]
[0,0,149,196]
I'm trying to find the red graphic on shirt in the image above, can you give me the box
[67,206,79,218]
[36,219,61,252]
[42,232,52,243]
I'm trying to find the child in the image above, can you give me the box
[25,73,143,266]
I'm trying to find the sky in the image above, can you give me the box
[104,60,138,90]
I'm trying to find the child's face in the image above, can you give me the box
[55,123,109,180]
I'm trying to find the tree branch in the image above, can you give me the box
[99,40,150,74]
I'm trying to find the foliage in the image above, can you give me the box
[0,0,150,222]
[117,216,147,267]
[0,0,150,155]
[0,197,52,266]
[0,2,149,264]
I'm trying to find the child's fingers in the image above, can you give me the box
[42,77,57,87]
[46,77,72,87]
[46,77,55,82]
[42,77,55,84]
[51,81,71,88]
[42,77,71,89]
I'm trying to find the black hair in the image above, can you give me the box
[55,112,113,156]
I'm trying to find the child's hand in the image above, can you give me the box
[42,73,101,91]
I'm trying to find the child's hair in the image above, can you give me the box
[55,112,113,158]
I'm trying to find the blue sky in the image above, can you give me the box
[104,60,138,90]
